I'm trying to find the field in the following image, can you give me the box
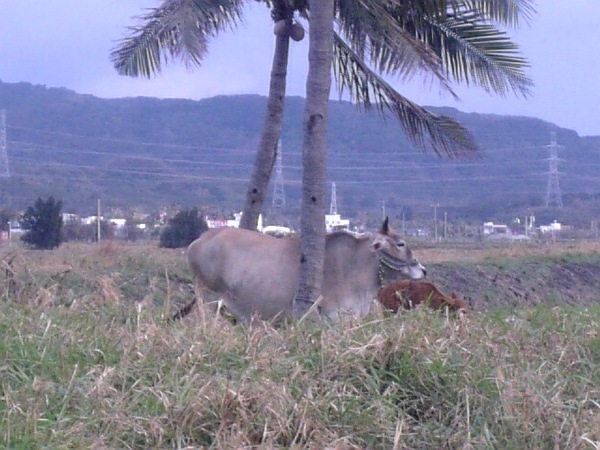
[417,240,600,311]
[1,241,599,449]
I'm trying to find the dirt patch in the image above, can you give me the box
[425,254,600,311]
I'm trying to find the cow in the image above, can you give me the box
[377,280,468,314]
[177,218,426,322]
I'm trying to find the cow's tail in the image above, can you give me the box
[170,298,197,322]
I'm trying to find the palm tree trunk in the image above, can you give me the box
[239,12,291,231]
[293,0,335,318]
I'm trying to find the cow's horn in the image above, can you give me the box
[380,216,389,234]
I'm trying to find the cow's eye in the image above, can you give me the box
[396,242,405,248]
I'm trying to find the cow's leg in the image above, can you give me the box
[171,275,217,321]
[193,276,222,316]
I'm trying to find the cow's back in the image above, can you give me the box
[188,227,301,320]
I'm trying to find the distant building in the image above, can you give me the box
[109,218,127,229]
[404,228,428,238]
[483,221,509,236]
[207,212,263,231]
[262,225,293,237]
[82,215,101,225]
[325,213,350,233]
[206,218,228,229]
[62,213,79,222]
[539,220,562,234]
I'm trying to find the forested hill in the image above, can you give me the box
[1,80,599,224]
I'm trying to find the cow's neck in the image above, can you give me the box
[377,251,409,286]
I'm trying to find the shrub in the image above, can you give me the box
[20,196,63,249]
[159,208,207,248]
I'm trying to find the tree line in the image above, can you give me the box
[10,196,206,250]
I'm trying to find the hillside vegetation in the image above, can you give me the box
[0,242,599,448]
[1,80,600,224]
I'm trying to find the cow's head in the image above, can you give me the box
[371,217,426,282]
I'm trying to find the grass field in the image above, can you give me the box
[1,241,599,449]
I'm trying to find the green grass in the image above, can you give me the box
[0,243,599,448]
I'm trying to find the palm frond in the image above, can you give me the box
[111,0,244,78]
[333,33,479,159]
[454,0,536,27]
[424,10,533,97]
[334,0,533,99]
[335,0,456,95]
[390,1,534,97]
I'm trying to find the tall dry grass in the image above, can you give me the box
[0,242,599,448]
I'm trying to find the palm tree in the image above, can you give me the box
[293,0,335,317]
[238,2,307,230]
[111,0,535,317]
[112,1,533,233]
[293,0,535,313]
[111,0,307,231]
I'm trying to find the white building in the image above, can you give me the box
[262,225,293,237]
[483,221,509,235]
[227,212,263,231]
[82,215,101,225]
[206,218,228,228]
[109,218,127,229]
[62,213,79,222]
[539,220,562,234]
[325,213,350,233]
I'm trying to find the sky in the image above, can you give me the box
[0,1,599,136]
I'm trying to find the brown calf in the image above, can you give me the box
[377,280,468,314]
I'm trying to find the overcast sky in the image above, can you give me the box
[1,1,599,136]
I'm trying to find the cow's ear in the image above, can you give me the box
[370,236,384,252]
[380,216,389,234]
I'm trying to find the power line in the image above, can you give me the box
[7,126,600,196]
[9,140,255,168]
[8,125,243,152]
[7,156,551,186]
[8,124,432,157]
[8,124,537,159]
[8,158,255,183]
[9,138,569,171]
[334,173,547,185]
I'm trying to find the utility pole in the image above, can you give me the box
[431,203,439,241]
[97,199,101,242]
[444,211,447,240]
[401,209,406,235]
[525,214,535,237]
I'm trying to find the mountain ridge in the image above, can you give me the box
[1,80,599,225]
